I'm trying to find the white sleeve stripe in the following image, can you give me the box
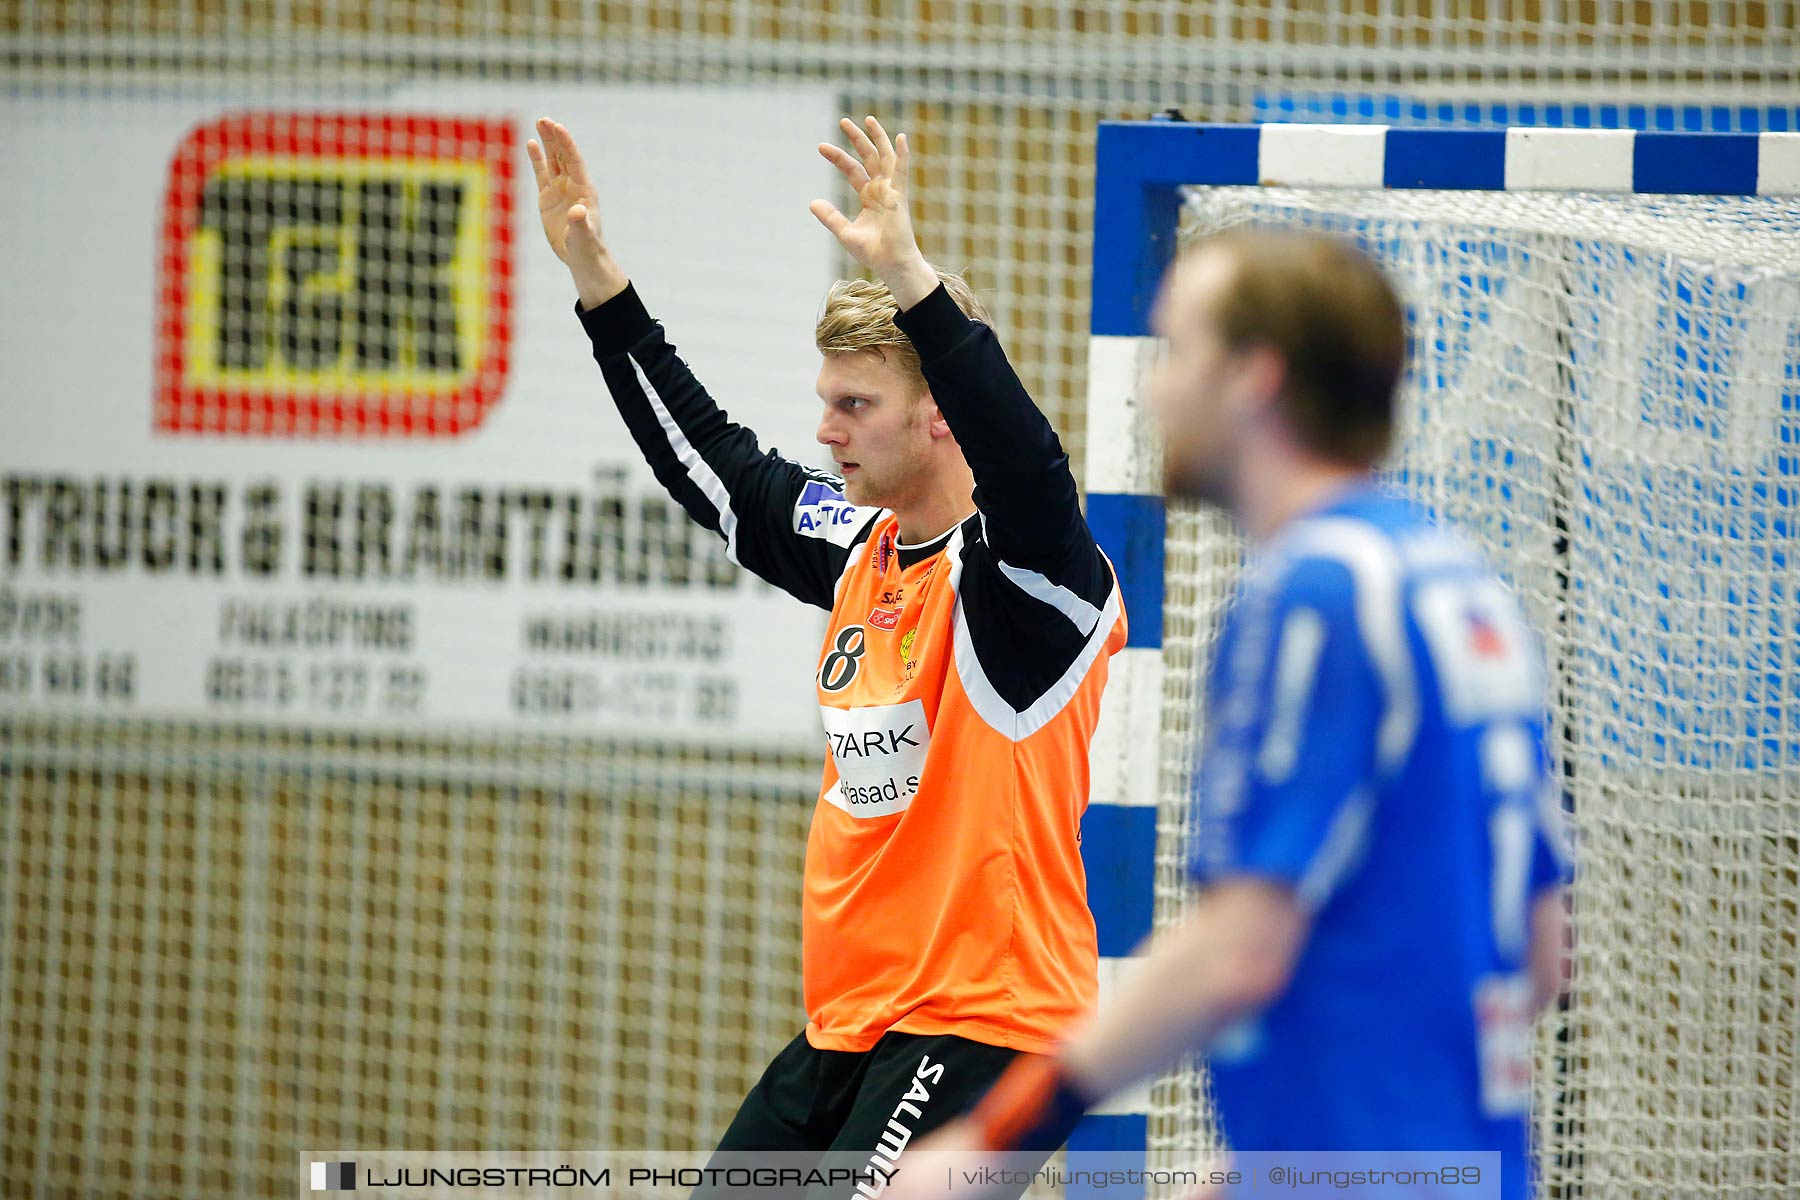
[628,352,739,563]
[1256,606,1327,785]
[949,541,1123,742]
[996,559,1104,635]
[978,512,1104,635]
[1297,786,1375,910]
[1281,518,1419,775]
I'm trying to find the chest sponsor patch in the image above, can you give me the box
[868,605,901,631]
[819,698,930,818]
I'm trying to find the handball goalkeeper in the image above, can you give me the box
[528,114,1124,1170]
[898,231,1573,1200]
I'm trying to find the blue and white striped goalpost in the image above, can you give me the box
[1075,120,1800,1193]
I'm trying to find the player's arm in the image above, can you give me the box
[527,117,631,311]
[888,885,1304,1167]
[1060,882,1307,1104]
[809,117,1107,600]
[951,881,1307,1155]
[529,118,883,608]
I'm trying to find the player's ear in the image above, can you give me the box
[1231,344,1287,426]
[922,393,955,441]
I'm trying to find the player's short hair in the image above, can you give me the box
[815,269,992,396]
[1202,228,1406,467]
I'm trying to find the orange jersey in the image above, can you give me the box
[805,510,1125,1052]
[580,282,1125,1054]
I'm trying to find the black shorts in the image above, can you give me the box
[694,1028,1069,1199]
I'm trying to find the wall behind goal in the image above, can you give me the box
[3,4,1797,1199]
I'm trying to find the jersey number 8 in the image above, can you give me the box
[819,625,867,693]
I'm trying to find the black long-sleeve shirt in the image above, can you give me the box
[577,280,1120,715]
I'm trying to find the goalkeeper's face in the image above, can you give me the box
[815,349,944,509]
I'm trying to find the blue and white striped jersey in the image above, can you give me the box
[1189,482,1572,1200]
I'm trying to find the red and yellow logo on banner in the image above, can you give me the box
[156,113,515,436]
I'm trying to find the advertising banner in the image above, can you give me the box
[1,84,842,746]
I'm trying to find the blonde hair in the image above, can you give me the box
[815,269,993,394]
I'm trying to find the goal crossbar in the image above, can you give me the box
[1093,122,1800,341]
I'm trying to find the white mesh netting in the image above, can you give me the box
[1,3,1797,1199]
[1151,186,1800,1196]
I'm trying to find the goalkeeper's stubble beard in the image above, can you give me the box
[841,401,936,513]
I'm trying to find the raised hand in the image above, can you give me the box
[526,117,627,308]
[811,116,939,309]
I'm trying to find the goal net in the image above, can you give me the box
[1137,171,1800,1194]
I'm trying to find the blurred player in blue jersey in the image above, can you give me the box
[896,229,1573,1200]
